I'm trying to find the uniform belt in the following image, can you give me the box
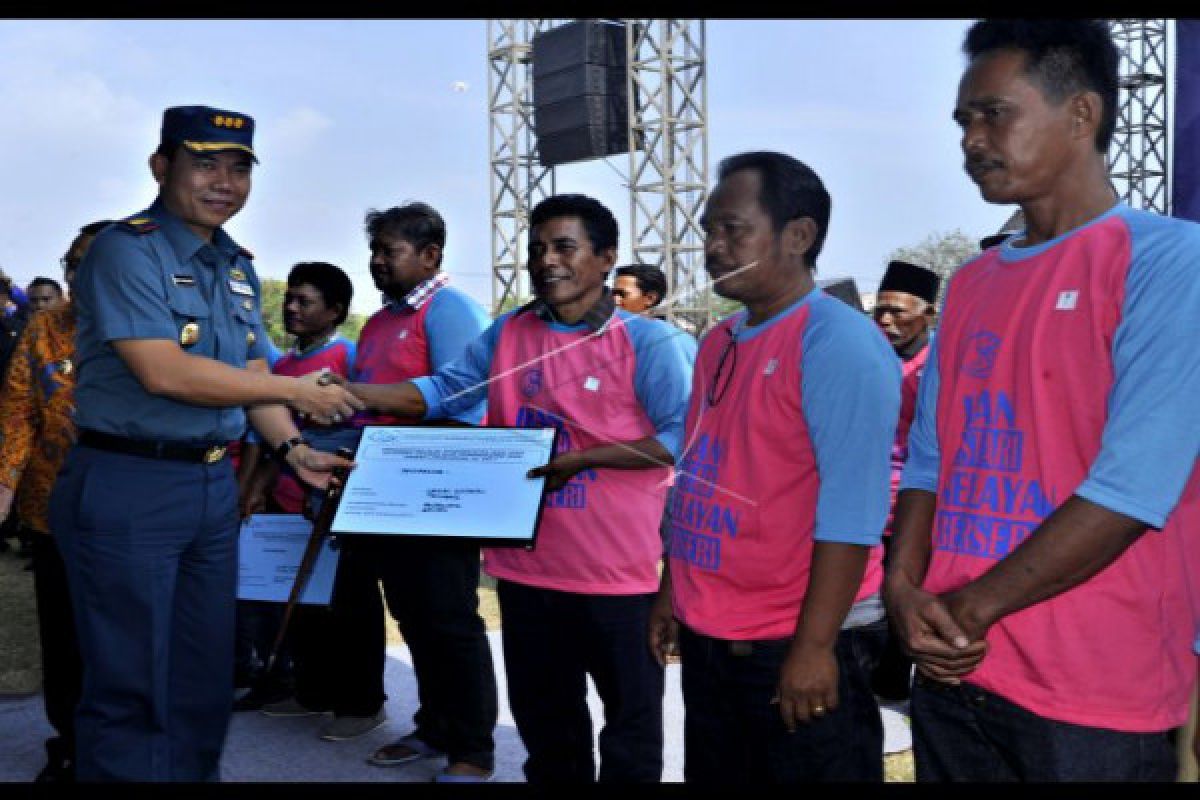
[78,429,229,464]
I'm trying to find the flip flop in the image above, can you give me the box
[366,734,446,767]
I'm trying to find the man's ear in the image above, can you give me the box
[420,243,442,272]
[149,152,169,185]
[1071,90,1103,143]
[783,217,818,263]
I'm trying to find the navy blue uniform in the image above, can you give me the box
[51,198,268,781]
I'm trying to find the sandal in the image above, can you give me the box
[366,734,446,767]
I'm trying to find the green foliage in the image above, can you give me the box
[258,277,368,349]
[887,229,980,306]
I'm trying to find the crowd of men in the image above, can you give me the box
[1,18,1199,785]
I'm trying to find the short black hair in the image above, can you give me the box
[287,261,354,326]
[964,19,1119,151]
[614,263,667,307]
[28,277,64,295]
[530,194,618,254]
[715,150,832,268]
[364,202,446,268]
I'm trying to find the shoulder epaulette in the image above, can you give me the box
[117,216,160,235]
[237,246,255,260]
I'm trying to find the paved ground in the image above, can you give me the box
[0,630,911,782]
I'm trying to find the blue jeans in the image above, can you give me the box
[496,580,665,783]
[910,673,1177,781]
[678,619,887,783]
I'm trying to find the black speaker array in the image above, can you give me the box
[532,20,633,168]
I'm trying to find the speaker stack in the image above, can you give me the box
[532,19,635,168]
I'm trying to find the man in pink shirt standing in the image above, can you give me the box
[885,20,1200,781]
[648,151,901,783]
[337,194,696,783]
[870,259,940,703]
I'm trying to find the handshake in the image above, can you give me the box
[289,369,360,426]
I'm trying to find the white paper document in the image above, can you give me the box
[330,426,557,544]
[237,513,340,605]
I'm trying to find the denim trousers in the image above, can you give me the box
[910,673,1177,781]
[496,579,665,783]
[677,619,887,784]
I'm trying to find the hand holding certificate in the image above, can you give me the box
[330,425,558,546]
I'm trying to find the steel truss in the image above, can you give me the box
[1109,19,1170,214]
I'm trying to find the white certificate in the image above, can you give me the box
[237,514,340,605]
[330,425,558,545]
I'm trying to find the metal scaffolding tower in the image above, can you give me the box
[487,19,559,313]
[488,19,711,330]
[1109,19,1170,214]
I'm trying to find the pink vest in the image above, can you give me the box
[928,216,1200,731]
[483,312,670,594]
[352,303,432,427]
[670,305,884,640]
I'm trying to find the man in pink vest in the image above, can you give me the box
[648,150,902,783]
[885,20,1200,781]
[870,259,940,703]
[338,193,696,783]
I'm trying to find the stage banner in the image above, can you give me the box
[1174,19,1200,222]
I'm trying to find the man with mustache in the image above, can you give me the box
[648,150,901,783]
[869,259,940,704]
[50,105,361,782]
[884,20,1200,781]
[335,193,695,783]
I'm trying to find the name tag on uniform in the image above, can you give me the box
[172,274,196,287]
[229,279,255,296]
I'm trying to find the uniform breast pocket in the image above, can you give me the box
[165,288,213,354]
[230,299,262,363]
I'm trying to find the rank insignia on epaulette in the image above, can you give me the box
[229,268,246,281]
[121,216,160,234]
[241,299,254,311]
[246,331,257,346]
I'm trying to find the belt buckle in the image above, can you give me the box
[203,445,227,464]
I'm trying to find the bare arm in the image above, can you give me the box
[529,436,674,491]
[883,489,987,683]
[939,495,1146,640]
[342,380,428,419]
[776,542,868,730]
[112,340,361,419]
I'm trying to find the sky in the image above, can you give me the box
[0,19,1018,315]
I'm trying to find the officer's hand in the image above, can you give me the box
[285,444,356,491]
[884,575,987,684]
[290,372,363,425]
[775,639,839,732]
[527,452,585,492]
[0,485,14,525]
[647,588,679,668]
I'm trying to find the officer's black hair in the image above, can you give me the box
[614,263,667,308]
[714,150,831,269]
[28,277,64,296]
[964,19,1118,152]
[530,194,619,254]
[287,262,354,326]
[364,203,446,268]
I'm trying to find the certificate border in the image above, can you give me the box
[331,424,560,549]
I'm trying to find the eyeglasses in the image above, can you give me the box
[706,326,739,407]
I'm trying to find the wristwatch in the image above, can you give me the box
[274,436,309,462]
